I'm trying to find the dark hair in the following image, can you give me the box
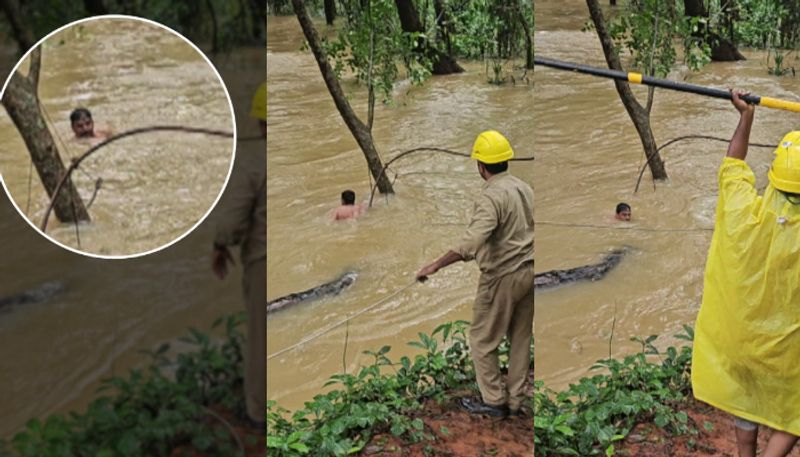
[481,161,508,174]
[616,202,631,214]
[341,190,356,205]
[70,108,92,124]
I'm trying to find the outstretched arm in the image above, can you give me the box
[727,89,755,160]
[416,251,464,282]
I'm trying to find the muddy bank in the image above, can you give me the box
[360,369,534,456]
[617,398,800,457]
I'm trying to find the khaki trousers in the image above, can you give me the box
[469,262,534,410]
[243,258,266,422]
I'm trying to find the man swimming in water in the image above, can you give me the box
[615,202,631,221]
[330,190,364,221]
[70,108,112,144]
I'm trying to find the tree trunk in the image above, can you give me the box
[83,0,108,15]
[205,0,219,53]
[586,0,668,180]
[1,49,90,223]
[394,0,464,75]
[324,0,336,25]
[516,2,533,69]
[684,0,744,61]
[433,0,452,56]
[249,0,267,40]
[291,0,394,194]
[0,0,35,53]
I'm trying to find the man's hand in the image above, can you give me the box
[415,251,464,282]
[212,245,235,279]
[731,89,755,115]
[416,263,439,282]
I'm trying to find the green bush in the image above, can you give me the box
[1,313,249,457]
[268,320,534,457]
[534,325,695,456]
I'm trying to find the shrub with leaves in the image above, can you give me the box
[1,312,250,457]
[534,325,695,456]
[268,319,533,457]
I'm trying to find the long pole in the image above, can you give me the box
[534,56,800,113]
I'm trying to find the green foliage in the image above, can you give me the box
[534,325,696,456]
[597,0,711,76]
[731,0,799,49]
[268,320,532,457]
[1,313,249,457]
[445,0,533,82]
[322,0,432,103]
[0,0,264,55]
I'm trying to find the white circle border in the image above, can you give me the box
[0,14,238,260]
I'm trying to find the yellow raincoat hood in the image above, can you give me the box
[692,157,800,434]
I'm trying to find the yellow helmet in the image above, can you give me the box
[250,82,267,121]
[471,130,514,164]
[768,131,800,194]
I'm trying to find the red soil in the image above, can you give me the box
[616,398,800,457]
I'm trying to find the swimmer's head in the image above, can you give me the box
[615,202,631,221]
[70,108,94,138]
[341,190,356,206]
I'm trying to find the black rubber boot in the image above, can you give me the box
[460,397,509,417]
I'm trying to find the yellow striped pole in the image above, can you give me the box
[535,56,800,113]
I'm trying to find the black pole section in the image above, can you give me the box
[534,56,762,105]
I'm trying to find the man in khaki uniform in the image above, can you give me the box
[212,82,266,429]
[416,130,533,417]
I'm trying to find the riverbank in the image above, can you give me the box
[267,321,534,456]
[0,313,264,457]
[534,325,800,456]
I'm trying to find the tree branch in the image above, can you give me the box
[28,46,41,91]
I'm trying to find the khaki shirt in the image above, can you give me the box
[214,140,266,266]
[455,172,533,280]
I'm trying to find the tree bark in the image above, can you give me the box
[324,0,336,25]
[433,0,452,56]
[684,0,744,61]
[1,48,90,223]
[516,1,533,69]
[249,0,267,40]
[394,0,464,75]
[0,0,35,53]
[291,0,394,194]
[586,0,668,180]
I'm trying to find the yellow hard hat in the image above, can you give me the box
[768,131,800,194]
[471,130,514,164]
[250,82,267,121]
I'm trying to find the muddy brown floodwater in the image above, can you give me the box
[0,18,234,257]
[0,36,264,437]
[266,16,533,412]
[534,0,800,391]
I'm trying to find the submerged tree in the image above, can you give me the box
[684,0,745,61]
[292,0,395,193]
[585,0,715,181]
[394,0,463,74]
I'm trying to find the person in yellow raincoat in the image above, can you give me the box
[692,90,800,457]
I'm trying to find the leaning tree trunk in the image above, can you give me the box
[291,0,394,194]
[1,48,90,222]
[394,0,464,75]
[684,0,744,62]
[586,0,667,180]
